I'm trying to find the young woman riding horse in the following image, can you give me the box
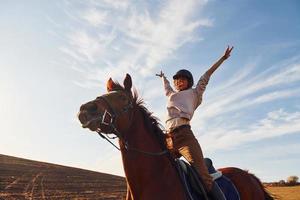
[78,74,274,200]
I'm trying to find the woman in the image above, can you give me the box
[157,46,233,200]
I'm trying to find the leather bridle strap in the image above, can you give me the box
[97,130,121,151]
[97,94,168,156]
[95,94,133,150]
[97,94,133,138]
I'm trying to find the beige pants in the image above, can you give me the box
[167,126,213,191]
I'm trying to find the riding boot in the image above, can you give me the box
[209,182,226,200]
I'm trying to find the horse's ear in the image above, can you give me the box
[123,74,132,92]
[107,78,115,92]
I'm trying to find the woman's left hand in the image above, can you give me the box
[223,46,234,60]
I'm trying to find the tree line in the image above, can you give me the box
[265,176,299,187]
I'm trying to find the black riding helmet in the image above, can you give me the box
[173,69,194,89]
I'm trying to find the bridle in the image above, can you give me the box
[93,92,168,156]
[95,93,133,140]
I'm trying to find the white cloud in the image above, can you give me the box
[59,46,86,62]
[187,58,300,153]
[197,61,300,122]
[58,30,117,70]
[91,0,130,11]
[58,0,212,85]
[213,88,300,117]
[56,0,300,156]
[200,109,300,152]
[127,0,212,75]
[254,143,300,158]
[82,9,108,27]
[70,31,98,61]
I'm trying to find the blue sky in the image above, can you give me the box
[1,0,299,182]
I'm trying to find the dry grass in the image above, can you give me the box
[0,154,126,199]
[266,185,300,200]
[2,154,300,200]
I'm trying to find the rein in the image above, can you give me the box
[96,95,168,156]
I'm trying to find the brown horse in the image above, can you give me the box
[78,74,274,200]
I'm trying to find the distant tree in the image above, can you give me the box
[278,180,285,185]
[286,176,299,185]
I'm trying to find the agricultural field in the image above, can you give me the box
[0,154,126,200]
[266,185,300,200]
[1,154,299,200]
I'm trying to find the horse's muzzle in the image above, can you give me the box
[78,110,105,132]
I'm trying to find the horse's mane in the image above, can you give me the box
[133,90,167,148]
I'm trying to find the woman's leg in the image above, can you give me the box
[172,127,213,191]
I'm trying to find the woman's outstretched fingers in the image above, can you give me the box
[156,70,164,77]
[224,45,234,59]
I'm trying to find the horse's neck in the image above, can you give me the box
[120,110,186,199]
[120,110,167,171]
[122,111,163,153]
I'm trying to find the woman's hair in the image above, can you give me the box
[173,69,194,88]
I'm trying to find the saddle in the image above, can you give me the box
[176,158,240,200]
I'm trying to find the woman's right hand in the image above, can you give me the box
[156,70,165,78]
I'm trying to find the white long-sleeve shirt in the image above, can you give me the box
[162,72,210,130]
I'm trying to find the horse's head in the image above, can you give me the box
[78,74,134,136]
